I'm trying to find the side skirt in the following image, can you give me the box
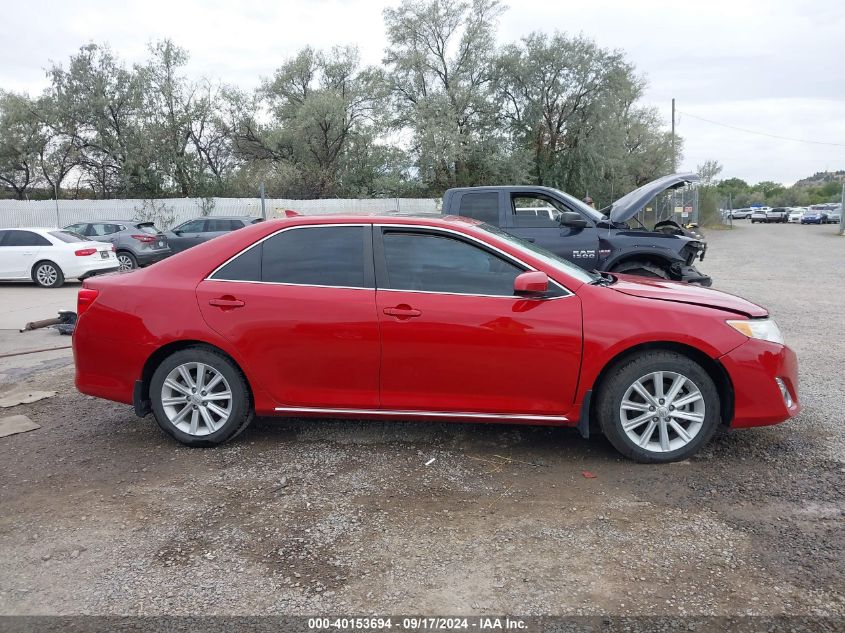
[273,406,569,424]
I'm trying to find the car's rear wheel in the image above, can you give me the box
[596,351,721,463]
[610,260,670,280]
[117,251,137,271]
[32,261,64,288]
[150,347,253,447]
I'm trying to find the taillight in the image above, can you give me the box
[74,248,97,256]
[131,234,156,243]
[77,288,100,316]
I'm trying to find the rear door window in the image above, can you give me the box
[176,219,207,233]
[262,226,367,287]
[2,230,51,247]
[206,219,242,232]
[211,226,369,288]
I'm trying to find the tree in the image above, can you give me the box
[0,92,42,199]
[383,0,511,193]
[696,159,723,186]
[47,43,146,197]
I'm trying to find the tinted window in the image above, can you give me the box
[459,192,499,225]
[89,222,122,235]
[261,226,366,287]
[64,223,87,234]
[212,243,262,282]
[49,231,88,243]
[382,231,523,296]
[2,230,50,247]
[176,219,206,233]
[207,219,242,232]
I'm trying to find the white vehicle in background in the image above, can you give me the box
[0,228,119,288]
[788,207,807,223]
[730,208,753,219]
[750,206,771,223]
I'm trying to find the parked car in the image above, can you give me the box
[0,228,117,288]
[787,208,806,223]
[442,173,710,285]
[164,216,263,253]
[764,207,790,223]
[74,216,799,463]
[825,206,842,224]
[730,208,753,219]
[750,208,769,223]
[801,209,828,224]
[63,220,170,271]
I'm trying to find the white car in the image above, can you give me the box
[0,228,119,288]
[788,207,806,223]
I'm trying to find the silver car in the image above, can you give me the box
[63,220,171,271]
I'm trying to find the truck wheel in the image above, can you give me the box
[610,260,670,280]
[596,350,721,463]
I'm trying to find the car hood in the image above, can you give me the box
[607,173,700,223]
[610,274,768,318]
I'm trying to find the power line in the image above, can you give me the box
[677,110,845,148]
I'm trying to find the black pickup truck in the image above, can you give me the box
[442,173,711,286]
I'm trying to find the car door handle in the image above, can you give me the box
[524,238,536,242]
[383,305,421,318]
[209,297,245,308]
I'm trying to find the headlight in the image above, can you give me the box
[726,318,784,345]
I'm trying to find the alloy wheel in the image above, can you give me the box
[160,362,233,436]
[36,264,58,286]
[619,370,705,453]
[117,254,135,271]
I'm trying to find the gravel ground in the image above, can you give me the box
[0,222,842,617]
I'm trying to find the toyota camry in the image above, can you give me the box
[73,215,799,463]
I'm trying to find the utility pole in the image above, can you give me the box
[671,98,676,173]
[53,182,60,228]
[839,183,844,236]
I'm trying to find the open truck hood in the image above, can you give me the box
[610,274,768,318]
[608,173,700,223]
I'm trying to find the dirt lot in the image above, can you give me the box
[0,222,842,617]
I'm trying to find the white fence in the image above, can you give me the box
[0,197,442,229]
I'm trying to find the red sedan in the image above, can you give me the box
[73,216,799,463]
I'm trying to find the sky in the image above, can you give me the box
[2,0,844,186]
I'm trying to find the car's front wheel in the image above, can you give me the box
[32,261,64,288]
[596,351,721,463]
[150,347,254,447]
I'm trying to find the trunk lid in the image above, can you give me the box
[608,173,700,223]
[610,274,768,318]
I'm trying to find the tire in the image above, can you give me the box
[32,261,65,288]
[116,251,138,271]
[610,260,670,280]
[595,350,721,463]
[149,347,254,447]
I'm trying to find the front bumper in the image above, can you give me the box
[719,339,800,428]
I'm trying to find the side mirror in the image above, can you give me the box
[560,211,588,228]
[172,230,182,236]
[514,271,549,297]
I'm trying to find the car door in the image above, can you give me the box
[204,218,241,241]
[196,224,380,409]
[168,219,207,253]
[0,230,49,278]
[504,192,600,270]
[373,226,583,415]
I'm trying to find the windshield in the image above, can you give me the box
[478,223,600,285]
